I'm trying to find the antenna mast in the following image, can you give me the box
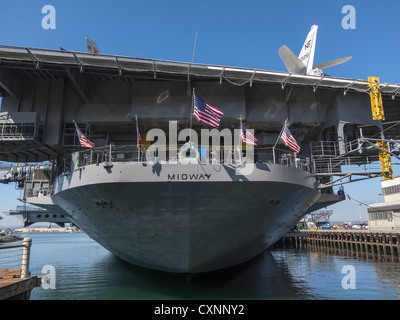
[191,30,198,64]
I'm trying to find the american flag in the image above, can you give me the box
[136,119,142,149]
[193,94,223,128]
[241,120,258,145]
[75,123,95,149]
[281,124,300,153]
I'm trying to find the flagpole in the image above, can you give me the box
[273,118,288,164]
[239,115,244,147]
[189,87,195,143]
[73,119,76,147]
[239,115,243,163]
[135,114,140,161]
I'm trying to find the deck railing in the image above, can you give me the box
[74,144,312,173]
[72,142,387,178]
[0,123,36,141]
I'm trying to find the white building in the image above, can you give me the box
[367,176,400,232]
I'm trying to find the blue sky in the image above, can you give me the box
[1,0,400,226]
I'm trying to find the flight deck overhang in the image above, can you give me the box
[0,45,398,100]
[0,45,399,163]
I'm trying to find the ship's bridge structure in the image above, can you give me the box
[0,45,399,193]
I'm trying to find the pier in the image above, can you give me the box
[273,232,308,249]
[275,230,400,262]
[0,237,43,300]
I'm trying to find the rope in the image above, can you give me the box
[223,77,250,87]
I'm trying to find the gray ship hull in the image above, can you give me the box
[47,160,320,273]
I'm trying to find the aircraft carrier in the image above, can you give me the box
[0,30,400,272]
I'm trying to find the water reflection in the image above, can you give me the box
[28,233,400,300]
[273,245,400,300]
[98,250,316,300]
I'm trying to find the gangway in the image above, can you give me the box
[308,210,334,224]
[311,135,400,189]
[6,205,70,228]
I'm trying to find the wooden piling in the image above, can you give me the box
[302,230,400,262]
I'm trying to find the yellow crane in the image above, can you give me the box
[368,76,393,180]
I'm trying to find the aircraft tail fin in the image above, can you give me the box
[298,25,318,74]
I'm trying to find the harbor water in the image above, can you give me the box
[21,232,400,300]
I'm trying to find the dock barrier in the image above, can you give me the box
[0,237,43,300]
[273,230,400,262]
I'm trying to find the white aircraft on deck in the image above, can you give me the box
[278,25,352,76]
